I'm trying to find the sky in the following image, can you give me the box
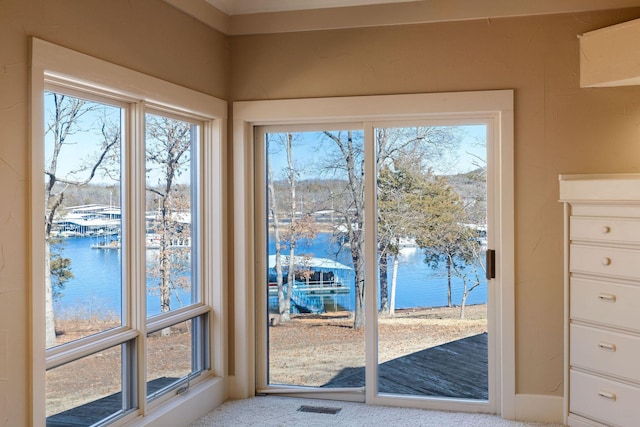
[44,92,122,185]
[266,124,487,181]
[44,92,195,188]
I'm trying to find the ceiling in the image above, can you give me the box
[164,0,640,35]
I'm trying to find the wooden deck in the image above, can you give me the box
[323,333,488,399]
[46,377,178,427]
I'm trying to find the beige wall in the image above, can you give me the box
[229,8,640,396]
[5,0,640,424]
[0,0,227,424]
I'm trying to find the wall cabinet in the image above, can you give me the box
[560,174,640,427]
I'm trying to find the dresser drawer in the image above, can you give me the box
[570,370,640,427]
[570,324,640,382]
[570,244,640,280]
[571,277,640,331]
[571,216,640,244]
[567,414,607,427]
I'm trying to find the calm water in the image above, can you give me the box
[54,233,487,318]
[268,233,488,311]
[52,236,192,318]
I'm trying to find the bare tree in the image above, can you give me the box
[267,153,286,321]
[322,131,367,329]
[145,115,193,324]
[44,92,119,347]
[267,133,318,322]
[283,133,298,320]
[322,126,462,328]
[450,240,486,319]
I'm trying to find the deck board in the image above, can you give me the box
[323,333,488,399]
[46,377,179,427]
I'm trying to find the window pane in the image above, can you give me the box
[375,124,489,398]
[44,91,123,349]
[146,316,207,399]
[145,114,198,317]
[46,344,131,426]
[265,130,366,388]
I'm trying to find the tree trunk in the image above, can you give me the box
[159,200,172,336]
[352,235,366,329]
[446,255,452,308]
[353,265,365,329]
[44,238,57,347]
[275,248,285,320]
[323,130,365,329]
[283,133,296,321]
[390,252,399,316]
[267,158,285,322]
[378,242,389,314]
[284,244,295,321]
[460,292,468,319]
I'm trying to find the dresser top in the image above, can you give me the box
[559,173,640,202]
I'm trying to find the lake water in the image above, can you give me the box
[54,233,487,318]
[268,233,488,312]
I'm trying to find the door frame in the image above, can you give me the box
[232,90,514,416]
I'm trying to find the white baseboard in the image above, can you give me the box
[514,394,563,424]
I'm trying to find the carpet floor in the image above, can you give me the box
[188,396,565,427]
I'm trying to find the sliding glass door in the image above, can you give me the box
[255,119,493,407]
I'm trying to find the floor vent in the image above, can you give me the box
[297,405,342,415]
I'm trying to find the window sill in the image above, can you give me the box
[121,376,227,427]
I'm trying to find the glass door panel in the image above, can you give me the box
[264,129,366,389]
[375,124,489,399]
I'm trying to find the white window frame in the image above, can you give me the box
[30,38,228,426]
[232,91,514,417]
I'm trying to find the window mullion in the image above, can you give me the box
[128,101,147,415]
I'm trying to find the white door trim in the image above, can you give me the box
[232,90,514,416]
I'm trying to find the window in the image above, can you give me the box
[31,39,226,426]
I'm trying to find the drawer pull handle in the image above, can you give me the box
[601,257,612,266]
[598,390,616,402]
[598,293,616,303]
[602,226,611,234]
[598,342,617,352]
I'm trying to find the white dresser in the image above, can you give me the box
[560,174,640,427]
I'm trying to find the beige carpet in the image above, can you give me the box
[189,396,565,427]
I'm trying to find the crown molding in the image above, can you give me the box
[164,0,230,34]
[164,0,640,35]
